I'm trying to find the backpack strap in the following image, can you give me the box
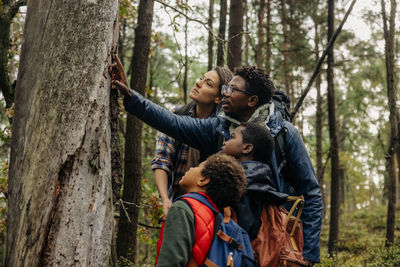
[274,127,291,184]
[286,195,305,252]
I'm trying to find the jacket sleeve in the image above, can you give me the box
[284,123,322,263]
[157,200,195,267]
[123,90,220,156]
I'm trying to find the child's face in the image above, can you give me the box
[179,161,206,192]
[221,126,247,158]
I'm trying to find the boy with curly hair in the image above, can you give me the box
[156,154,246,267]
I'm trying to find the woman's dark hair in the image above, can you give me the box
[214,66,233,97]
[234,66,275,107]
[201,154,246,210]
[239,122,274,164]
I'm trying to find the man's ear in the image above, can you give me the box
[198,177,211,187]
[242,143,253,155]
[248,95,259,108]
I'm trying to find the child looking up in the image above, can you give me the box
[221,122,289,239]
[156,154,246,267]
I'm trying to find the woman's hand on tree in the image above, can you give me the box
[110,54,132,97]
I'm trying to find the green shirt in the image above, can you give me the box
[157,200,195,267]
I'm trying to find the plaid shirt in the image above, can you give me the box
[151,106,195,195]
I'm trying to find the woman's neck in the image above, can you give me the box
[195,103,216,119]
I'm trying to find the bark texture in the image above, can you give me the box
[381,0,398,247]
[327,0,341,256]
[116,0,154,262]
[256,0,265,68]
[227,0,243,71]
[6,1,118,266]
[217,0,227,66]
[207,0,214,70]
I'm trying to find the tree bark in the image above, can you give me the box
[327,0,341,256]
[116,0,154,262]
[243,0,249,65]
[381,0,398,247]
[217,0,227,66]
[264,0,271,76]
[183,4,188,104]
[256,0,265,68]
[280,0,290,97]
[6,1,118,266]
[207,0,214,70]
[0,0,26,109]
[227,0,243,71]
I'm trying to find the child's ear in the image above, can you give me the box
[242,143,253,155]
[198,177,210,187]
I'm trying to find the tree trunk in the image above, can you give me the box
[313,19,326,217]
[256,0,265,68]
[217,0,227,66]
[227,0,243,71]
[243,0,249,65]
[116,0,154,262]
[0,1,26,109]
[183,4,189,104]
[280,0,290,96]
[381,0,398,247]
[327,0,341,256]
[208,0,214,70]
[6,1,118,266]
[265,0,271,76]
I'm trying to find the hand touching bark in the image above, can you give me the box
[110,54,132,97]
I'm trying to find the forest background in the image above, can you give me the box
[0,0,400,266]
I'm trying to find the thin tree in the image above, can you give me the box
[380,0,398,247]
[183,2,189,103]
[217,0,227,66]
[116,0,154,262]
[227,0,243,71]
[6,1,118,265]
[265,0,272,76]
[280,0,291,97]
[208,0,214,70]
[256,0,266,68]
[244,0,249,65]
[327,0,341,256]
[0,0,26,109]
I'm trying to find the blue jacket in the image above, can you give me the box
[124,90,322,262]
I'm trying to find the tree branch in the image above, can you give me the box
[291,0,357,119]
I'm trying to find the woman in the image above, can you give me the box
[151,66,233,216]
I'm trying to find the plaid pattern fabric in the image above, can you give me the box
[151,133,190,180]
[151,105,195,195]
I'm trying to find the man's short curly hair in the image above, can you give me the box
[234,66,275,107]
[240,122,274,164]
[201,154,246,210]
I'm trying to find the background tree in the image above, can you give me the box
[217,0,227,66]
[380,0,398,247]
[207,0,214,70]
[327,0,341,256]
[6,1,118,265]
[116,0,154,262]
[227,0,243,70]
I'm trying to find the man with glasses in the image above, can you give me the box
[111,58,322,265]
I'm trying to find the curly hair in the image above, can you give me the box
[240,122,274,164]
[234,66,275,107]
[201,154,246,210]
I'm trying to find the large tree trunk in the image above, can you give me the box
[264,0,271,76]
[6,1,118,266]
[0,0,26,109]
[227,0,243,71]
[313,17,326,217]
[381,0,398,247]
[256,0,265,68]
[208,0,214,70]
[116,0,154,262]
[217,0,227,66]
[327,0,341,256]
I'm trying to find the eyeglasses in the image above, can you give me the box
[221,84,253,97]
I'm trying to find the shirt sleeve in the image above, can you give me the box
[151,133,177,174]
[156,200,195,267]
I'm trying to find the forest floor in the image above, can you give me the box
[317,205,400,266]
